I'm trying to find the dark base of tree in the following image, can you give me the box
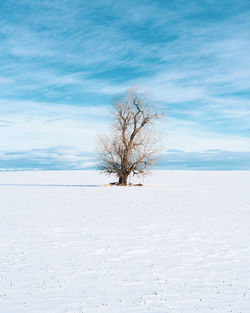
[118,176,128,186]
[109,182,143,187]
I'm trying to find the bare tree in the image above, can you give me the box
[97,88,161,186]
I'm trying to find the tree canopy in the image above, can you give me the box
[97,88,161,185]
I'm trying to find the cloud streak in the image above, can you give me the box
[0,146,96,171]
[0,147,249,171]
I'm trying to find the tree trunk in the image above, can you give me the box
[118,175,128,186]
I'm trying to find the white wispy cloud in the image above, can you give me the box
[0,98,110,150]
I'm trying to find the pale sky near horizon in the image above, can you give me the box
[0,0,249,170]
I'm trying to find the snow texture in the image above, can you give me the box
[0,170,249,313]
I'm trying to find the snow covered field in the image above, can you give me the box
[0,170,249,313]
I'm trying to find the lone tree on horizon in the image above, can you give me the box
[97,88,161,186]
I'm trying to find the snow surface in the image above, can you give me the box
[0,170,249,313]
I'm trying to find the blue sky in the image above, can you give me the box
[0,0,250,170]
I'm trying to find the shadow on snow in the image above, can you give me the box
[0,184,101,188]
